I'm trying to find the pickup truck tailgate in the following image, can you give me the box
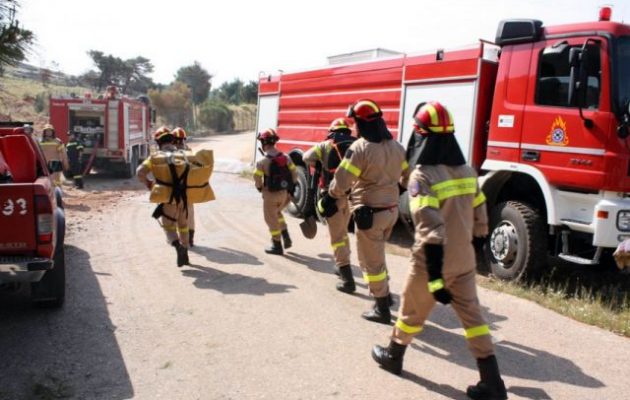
[0,184,36,254]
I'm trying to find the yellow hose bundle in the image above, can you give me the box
[149,149,215,204]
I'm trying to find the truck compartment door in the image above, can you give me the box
[255,95,279,163]
[400,82,477,163]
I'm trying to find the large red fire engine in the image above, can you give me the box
[49,89,153,178]
[256,8,630,280]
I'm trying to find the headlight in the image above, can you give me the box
[617,210,630,231]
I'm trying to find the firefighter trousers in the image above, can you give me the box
[263,190,291,240]
[392,263,495,359]
[187,203,195,231]
[51,171,62,186]
[355,207,398,298]
[161,202,190,248]
[327,196,351,267]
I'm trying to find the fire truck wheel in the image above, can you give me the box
[287,165,314,218]
[487,201,546,281]
[121,148,139,179]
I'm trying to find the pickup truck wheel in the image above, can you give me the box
[31,246,66,308]
[486,201,546,281]
[287,165,313,218]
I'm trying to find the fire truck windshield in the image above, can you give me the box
[616,36,630,114]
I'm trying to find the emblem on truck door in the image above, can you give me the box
[546,116,569,146]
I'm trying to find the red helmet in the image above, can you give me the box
[153,126,173,142]
[257,128,279,145]
[346,99,382,121]
[413,101,455,135]
[328,118,351,133]
[172,127,187,141]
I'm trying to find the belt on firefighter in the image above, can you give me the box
[370,205,397,213]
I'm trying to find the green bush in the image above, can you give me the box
[34,92,47,113]
[198,100,234,132]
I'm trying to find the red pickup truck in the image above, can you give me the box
[0,122,66,307]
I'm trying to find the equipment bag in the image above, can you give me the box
[149,149,215,204]
[321,133,356,186]
[265,153,293,192]
[353,206,374,230]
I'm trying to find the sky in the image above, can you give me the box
[17,0,630,87]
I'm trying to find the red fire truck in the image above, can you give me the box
[255,8,630,280]
[49,92,153,178]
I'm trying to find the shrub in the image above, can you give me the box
[198,100,234,132]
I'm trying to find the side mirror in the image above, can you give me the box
[568,47,584,107]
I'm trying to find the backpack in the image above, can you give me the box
[322,133,356,186]
[266,153,293,192]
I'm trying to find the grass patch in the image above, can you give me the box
[239,169,254,180]
[478,270,630,338]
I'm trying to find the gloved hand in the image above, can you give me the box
[256,186,262,193]
[472,236,487,253]
[317,192,338,218]
[424,243,452,305]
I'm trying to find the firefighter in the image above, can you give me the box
[39,123,69,186]
[371,102,507,400]
[66,131,85,189]
[137,126,190,267]
[302,118,357,293]
[254,128,298,255]
[321,100,409,324]
[172,126,196,247]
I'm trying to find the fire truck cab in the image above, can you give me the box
[256,8,630,280]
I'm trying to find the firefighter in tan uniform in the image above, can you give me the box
[39,123,69,186]
[173,127,196,247]
[322,100,409,324]
[137,127,190,267]
[254,128,298,255]
[303,118,357,293]
[372,102,507,400]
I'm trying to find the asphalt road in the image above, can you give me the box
[1,132,628,400]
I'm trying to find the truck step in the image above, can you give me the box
[558,250,602,265]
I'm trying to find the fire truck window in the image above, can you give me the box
[535,44,600,109]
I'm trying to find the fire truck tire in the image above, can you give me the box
[287,165,314,218]
[486,201,546,281]
[120,148,139,179]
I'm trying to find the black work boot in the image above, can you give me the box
[189,230,195,247]
[265,239,283,255]
[75,177,84,189]
[361,296,391,324]
[372,340,407,375]
[281,229,292,249]
[466,355,508,400]
[336,265,356,294]
[172,240,189,267]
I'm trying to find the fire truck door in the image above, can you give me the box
[520,37,610,189]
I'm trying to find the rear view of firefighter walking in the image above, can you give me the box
[254,128,297,255]
[173,126,196,247]
[320,100,409,324]
[137,127,190,267]
[302,118,357,293]
[39,123,68,186]
[371,102,507,400]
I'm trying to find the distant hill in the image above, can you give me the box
[4,62,81,87]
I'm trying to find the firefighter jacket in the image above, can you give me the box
[329,138,409,211]
[408,164,488,274]
[253,147,298,195]
[66,140,84,163]
[40,137,69,170]
[302,141,331,190]
[137,144,177,189]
